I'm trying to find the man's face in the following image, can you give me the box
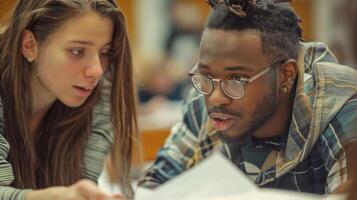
[198,29,280,139]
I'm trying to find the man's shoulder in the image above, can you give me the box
[316,62,357,84]
[314,62,357,117]
[304,42,357,126]
[302,41,357,86]
[318,93,357,148]
[302,41,338,74]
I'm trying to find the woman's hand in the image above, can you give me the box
[26,179,123,200]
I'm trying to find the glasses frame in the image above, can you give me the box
[188,60,286,99]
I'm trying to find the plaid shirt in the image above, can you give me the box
[138,42,357,195]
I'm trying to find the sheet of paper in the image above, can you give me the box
[134,187,154,199]
[137,153,257,200]
[135,152,347,200]
[208,189,347,200]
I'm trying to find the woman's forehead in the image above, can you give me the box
[45,11,114,47]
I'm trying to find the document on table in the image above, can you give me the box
[208,189,347,200]
[135,153,256,200]
[135,153,346,200]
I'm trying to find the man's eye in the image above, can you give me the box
[70,49,85,56]
[232,75,243,80]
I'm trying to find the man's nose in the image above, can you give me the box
[207,81,232,107]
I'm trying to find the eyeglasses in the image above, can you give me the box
[188,60,285,100]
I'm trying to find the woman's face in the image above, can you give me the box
[31,11,114,107]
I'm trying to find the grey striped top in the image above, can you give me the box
[0,83,113,200]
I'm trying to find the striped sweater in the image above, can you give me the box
[0,83,113,199]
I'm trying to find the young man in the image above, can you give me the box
[138,0,357,195]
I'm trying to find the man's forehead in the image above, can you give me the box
[200,29,262,46]
[198,29,271,72]
[199,29,264,58]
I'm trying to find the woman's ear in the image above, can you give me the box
[21,30,38,63]
[280,59,298,93]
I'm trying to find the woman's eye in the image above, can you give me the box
[100,50,111,58]
[70,49,85,56]
[101,52,109,58]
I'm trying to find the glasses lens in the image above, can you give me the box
[191,74,213,94]
[222,80,245,99]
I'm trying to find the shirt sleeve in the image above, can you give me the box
[137,91,206,189]
[0,81,113,199]
[324,96,357,193]
[82,79,113,182]
[0,134,31,200]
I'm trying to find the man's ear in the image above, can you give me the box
[21,30,38,63]
[279,59,298,93]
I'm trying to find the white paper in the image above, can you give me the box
[208,189,347,200]
[134,187,154,199]
[135,152,347,200]
[137,153,257,200]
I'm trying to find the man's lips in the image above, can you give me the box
[209,112,237,131]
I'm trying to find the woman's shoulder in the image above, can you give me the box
[0,131,9,158]
[0,98,10,160]
[0,96,9,151]
[82,80,113,180]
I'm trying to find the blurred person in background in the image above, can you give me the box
[162,0,206,100]
[135,0,205,115]
[329,0,357,69]
[136,56,185,113]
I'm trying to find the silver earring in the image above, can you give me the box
[283,87,288,93]
[26,57,34,63]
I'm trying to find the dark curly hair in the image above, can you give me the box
[205,0,303,61]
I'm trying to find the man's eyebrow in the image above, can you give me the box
[224,65,252,72]
[197,63,210,70]
[197,63,252,72]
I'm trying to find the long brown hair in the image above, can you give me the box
[0,0,137,198]
[348,141,357,200]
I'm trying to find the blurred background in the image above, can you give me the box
[1,0,356,185]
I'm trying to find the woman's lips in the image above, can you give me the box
[73,85,92,97]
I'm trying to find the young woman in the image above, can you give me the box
[0,0,137,199]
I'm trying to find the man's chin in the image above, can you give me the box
[219,130,245,141]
